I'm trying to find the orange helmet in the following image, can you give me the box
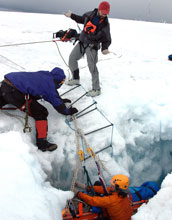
[110,174,129,190]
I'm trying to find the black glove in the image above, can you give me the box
[69,107,78,115]
[56,104,69,115]
[62,98,71,104]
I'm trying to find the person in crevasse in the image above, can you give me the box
[129,181,160,202]
[75,176,160,219]
[64,1,111,97]
[0,67,78,152]
[75,174,133,220]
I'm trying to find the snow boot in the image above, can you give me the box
[86,89,101,97]
[36,138,57,152]
[35,120,57,152]
[67,79,80,86]
[67,69,80,86]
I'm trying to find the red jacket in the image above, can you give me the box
[78,186,133,220]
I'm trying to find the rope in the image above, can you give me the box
[0,39,62,48]
[70,115,82,192]
[109,51,122,58]
[97,156,112,178]
[0,37,121,82]
[69,114,111,193]
[64,115,81,217]
[71,116,96,195]
[53,40,71,79]
[78,127,109,194]
[52,37,121,81]
[53,41,69,68]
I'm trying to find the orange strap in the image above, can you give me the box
[78,202,83,217]
[84,21,97,33]
[62,29,70,41]
[84,17,104,34]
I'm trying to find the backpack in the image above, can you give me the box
[53,28,79,41]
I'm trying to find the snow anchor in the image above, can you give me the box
[53,28,79,41]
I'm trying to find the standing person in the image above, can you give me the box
[64,1,111,97]
[0,67,78,152]
[76,174,133,220]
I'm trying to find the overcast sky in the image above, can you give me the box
[0,0,172,23]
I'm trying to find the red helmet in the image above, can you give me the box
[98,1,110,15]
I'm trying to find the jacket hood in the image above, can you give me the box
[51,67,66,81]
[51,67,66,88]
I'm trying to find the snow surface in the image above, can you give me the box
[0,10,172,220]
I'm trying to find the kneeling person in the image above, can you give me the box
[0,67,78,152]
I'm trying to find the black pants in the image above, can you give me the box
[1,81,48,120]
